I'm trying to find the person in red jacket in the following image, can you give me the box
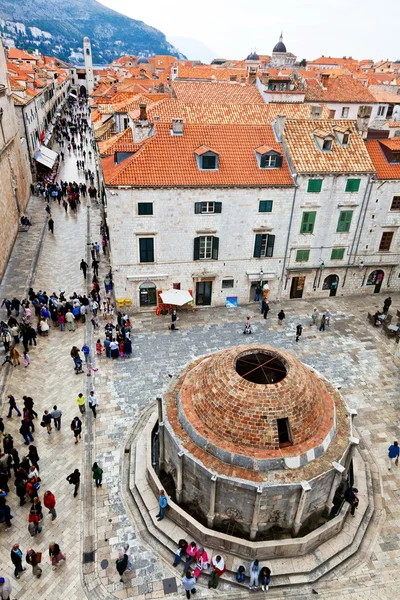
[43,490,57,521]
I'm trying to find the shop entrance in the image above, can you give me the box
[323,274,339,297]
[366,270,384,294]
[290,276,305,299]
[196,281,212,306]
[139,282,157,307]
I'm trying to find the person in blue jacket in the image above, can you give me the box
[156,489,168,521]
[388,441,400,470]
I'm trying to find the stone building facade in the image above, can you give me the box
[0,36,31,281]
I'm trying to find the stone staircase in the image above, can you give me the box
[124,405,382,593]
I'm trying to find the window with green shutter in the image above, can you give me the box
[253,234,275,257]
[337,210,353,232]
[307,179,323,193]
[296,250,310,262]
[331,248,345,260]
[138,202,153,215]
[300,211,316,234]
[139,238,154,263]
[345,178,361,192]
[259,200,273,213]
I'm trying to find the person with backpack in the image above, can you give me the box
[66,469,81,497]
[25,548,42,577]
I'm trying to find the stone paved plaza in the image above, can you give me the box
[0,146,399,600]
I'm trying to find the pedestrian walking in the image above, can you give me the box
[41,410,52,434]
[51,406,62,430]
[19,420,34,445]
[249,558,260,591]
[25,548,42,578]
[243,316,252,335]
[388,441,400,470]
[277,310,285,326]
[70,416,82,444]
[23,352,30,368]
[261,298,270,320]
[88,391,98,418]
[344,486,359,516]
[182,570,197,599]
[28,445,40,471]
[48,218,54,234]
[0,497,13,530]
[49,542,66,569]
[9,346,21,366]
[43,491,57,520]
[10,543,26,579]
[116,552,129,582]
[92,462,103,487]
[66,469,81,497]
[319,314,327,332]
[383,296,392,313]
[80,259,88,279]
[208,555,225,589]
[296,324,303,343]
[92,258,99,277]
[7,395,21,418]
[260,565,271,592]
[311,307,320,326]
[156,489,168,521]
[76,393,86,414]
[325,310,332,327]
[0,576,12,598]
[65,310,76,331]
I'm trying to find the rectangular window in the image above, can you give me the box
[253,233,275,257]
[300,211,316,234]
[377,106,385,116]
[222,279,234,289]
[341,107,349,118]
[201,155,217,170]
[296,249,310,262]
[345,178,361,192]
[390,196,400,211]
[379,231,394,252]
[307,179,323,193]
[259,200,273,212]
[277,418,292,447]
[138,202,153,215]
[260,154,283,169]
[194,201,222,214]
[331,248,345,260]
[139,238,154,263]
[337,210,353,232]
[194,236,219,260]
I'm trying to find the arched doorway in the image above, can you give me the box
[322,274,339,297]
[79,85,87,97]
[366,270,384,293]
[139,282,157,307]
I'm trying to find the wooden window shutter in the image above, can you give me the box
[214,202,222,213]
[212,236,219,260]
[193,237,200,260]
[254,234,262,258]
[194,202,201,214]
[266,234,275,257]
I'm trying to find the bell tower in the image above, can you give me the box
[83,37,94,95]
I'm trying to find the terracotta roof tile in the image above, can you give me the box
[304,77,376,103]
[283,119,375,174]
[102,123,293,188]
[176,66,247,81]
[173,81,264,104]
[365,139,400,179]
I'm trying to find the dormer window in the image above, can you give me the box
[333,126,351,146]
[194,146,219,170]
[313,129,334,152]
[391,152,400,163]
[255,145,283,169]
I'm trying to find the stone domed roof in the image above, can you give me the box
[246,51,260,61]
[173,345,339,471]
[273,33,287,53]
[137,56,149,64]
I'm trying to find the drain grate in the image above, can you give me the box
[163,577,178,595]
[100,559,109,569]
[83,551,95,564]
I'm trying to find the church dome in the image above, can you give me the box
[137,56,149,64]
[246,51,260,61]
[273,33,287,53]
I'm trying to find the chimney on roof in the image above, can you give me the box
[273,114,286,141]
[171,118,184,136]
[139,102,147,121]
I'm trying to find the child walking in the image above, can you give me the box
[23,352,30,368]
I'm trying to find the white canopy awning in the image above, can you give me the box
[160,289,193,306]
[34,145,58,169]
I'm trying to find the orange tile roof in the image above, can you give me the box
[102,123,293,188]
[365,139,400,179]
[8,47,38,61]
[387,121,400,128]
[98,128,142,156]
[173,81,264,104]
[176,66,247,81]
[304,77,376,103]
[369,88,400,103]
[283,119,375,174]
[309,56,359,67]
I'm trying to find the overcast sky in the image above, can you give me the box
[97,0,398,63]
